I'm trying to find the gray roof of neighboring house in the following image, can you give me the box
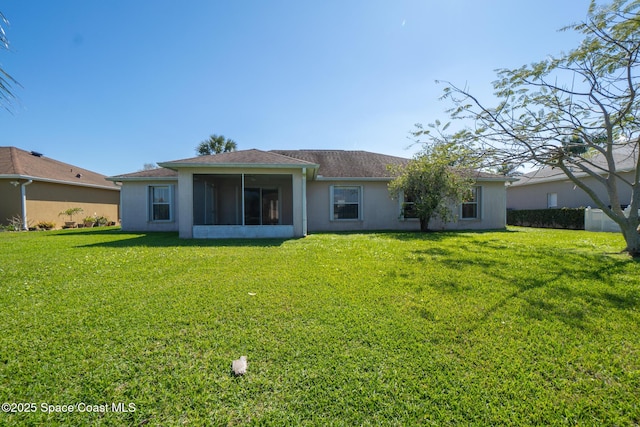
[108,148,512,182]
[0,146,119,190]
[512,144,639,186]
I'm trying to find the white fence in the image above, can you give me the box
[584,206,639,233]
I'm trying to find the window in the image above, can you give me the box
[547,192,558,208]
[401,192,418,219]
[461,186,481,219]
[331,186,361,220]
[149,185,172,221]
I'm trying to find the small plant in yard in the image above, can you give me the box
[0,227,638,425]
[95,215,109,226]
[36,221,56,230]
[58,207,83,224]
[4,215,29,231]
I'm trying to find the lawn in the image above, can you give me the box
[0,227,638,426]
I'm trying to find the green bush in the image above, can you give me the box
[36,221,56,230]
[507,208,585,229]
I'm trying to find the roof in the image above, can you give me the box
[159,149,318,169]
[109,148,513,182]
[0,146,119,190]
[271,150,409,179]
[512,144,639,186]
[107,167,178,181]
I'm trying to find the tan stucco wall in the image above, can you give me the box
[0,179,119,228]
[507,171,634,210]
[119,180,179,232]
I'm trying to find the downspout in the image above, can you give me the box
[302,168,307,236]
[20,180,33,230]
[113,181,123,226]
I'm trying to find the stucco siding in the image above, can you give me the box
[305,180,419,232]
[305,180,508,232]
[0,179,119,228]
[119,180,179,232]
[0,181,22,225]
[430,181,508,230]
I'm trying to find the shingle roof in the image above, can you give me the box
[160,149,318,168]
[110,148,512,181]
[108,167,178,180]
[512,144,639,186]
[271,150,409,178]
[0,146,119,190]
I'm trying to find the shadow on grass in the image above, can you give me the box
[386,228,519,242]
[50,228,291,248]
[57,227,519,249]
[395,230,640,331]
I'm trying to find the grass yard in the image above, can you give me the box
[0,227,639,426]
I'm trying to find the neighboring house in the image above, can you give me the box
[507,145,638,210]
[107,149,513,239]
[0,146,120,229]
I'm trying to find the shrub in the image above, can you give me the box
[36,221,56,230]
[5,215,29,231]
[95,216,109,226]
[507,208,585,229]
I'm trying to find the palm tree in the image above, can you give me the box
[196,134,238,156]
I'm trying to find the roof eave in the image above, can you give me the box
[157,162,320,171]
[106,176,179,182]
[476,176,520,183]
[0,174,120,191]
[315,176,394,182]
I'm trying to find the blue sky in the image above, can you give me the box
[1,0,593,176]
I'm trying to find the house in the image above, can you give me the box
[0,146,120,229]
[507,145,638,210]
[107,149,513,238]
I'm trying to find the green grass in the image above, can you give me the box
[0,227,639,426]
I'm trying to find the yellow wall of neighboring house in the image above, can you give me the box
[0,179,120,228]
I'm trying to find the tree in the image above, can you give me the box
[141,163,158,171]
[388,141,478,231]
[494,162,523,177]
[196,134,237,156]
[0,11,19,111]
[431,0,640,256]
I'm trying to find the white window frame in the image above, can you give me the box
[547,192,558,208]
[399,191,418,220]
[460,186,481,220]
[148,185,174,222]
[330,185,362,221]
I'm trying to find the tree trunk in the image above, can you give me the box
[621,223,640,257]
[420,217,431,232]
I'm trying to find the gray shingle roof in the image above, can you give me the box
[0,146,119,190]
[109,148,512,181]
[271,150,409,178]
[160,149,318,168]
[108,167,178,180]
[512,144,639,186]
